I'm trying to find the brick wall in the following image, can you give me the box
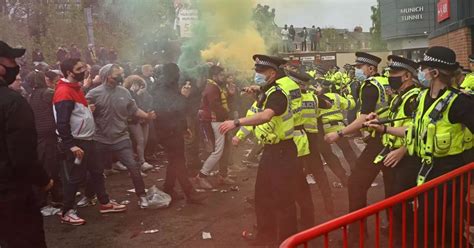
[429,26,472,69]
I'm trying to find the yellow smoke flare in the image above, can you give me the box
[199,0,266,76]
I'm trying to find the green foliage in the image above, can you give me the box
[370,0,387,51]
[251,5,279,55]
[0,0,177,64]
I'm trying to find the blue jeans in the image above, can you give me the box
[95,139,146,196]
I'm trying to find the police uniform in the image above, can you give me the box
[403,47,474,247]
[347,52,396,240]
[235,101,264,165]
[461,55,474,91]
[287,70,336,216]
[249,55,301,245]
[380,55,422,245]
[317,80,356,180]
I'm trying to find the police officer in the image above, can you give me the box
[286,70,335,216]
[316,79,355,178]
[370,55,422,245]
[367,46,474,247]
[462,55,474,91]
[325,52,395,241]
[220,55,302,246]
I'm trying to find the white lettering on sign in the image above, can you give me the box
[401,14,423,21]
[300,56,315,61]
[400,6,424,14]
[400,6,425,22]
[321,56,336,61]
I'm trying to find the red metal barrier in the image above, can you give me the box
[280,162,474,248]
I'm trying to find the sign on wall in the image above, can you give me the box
[177,9,198,38]
[437,0,450,23]
[380,0,434,40]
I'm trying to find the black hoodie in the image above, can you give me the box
[0,78,50,190]
[152,63,187,138]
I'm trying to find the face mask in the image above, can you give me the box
[2,65,20,85]
[113,75,124,84]
[388,76,403,91]
[417,70,430,87]
[355,68,366,81]
[254,72,267,86]
[73,71,85,82]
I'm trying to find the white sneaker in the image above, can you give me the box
[60,209,86,226]
[141,162,154,172]
[112,161,128,171]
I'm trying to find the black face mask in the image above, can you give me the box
[388,76,403,91]
[113,75,123,84]
[73,71,86,82]
[2,65,20,85]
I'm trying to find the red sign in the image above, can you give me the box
[437,0,450,23]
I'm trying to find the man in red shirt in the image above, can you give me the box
[193,65,235,188]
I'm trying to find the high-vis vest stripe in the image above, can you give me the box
[358,76,390,136]
[461,73,474,91]
[301,91,319,134]
[276,77,304,126]
[235,101,261,140]
[358,76,390,119]
[275,77,310,157]
[254,85,294,145]
[319,92,354,133]
[382,87,420,149]
[406,89,465,164]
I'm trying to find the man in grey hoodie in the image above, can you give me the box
[86,64,156,208]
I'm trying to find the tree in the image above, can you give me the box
[0,0,179,64]
[369,0,387,51]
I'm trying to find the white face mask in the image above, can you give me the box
[354,68,367,81]
[254,72,268,86]
[417,69,434,88]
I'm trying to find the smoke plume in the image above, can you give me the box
[178,0,266,78]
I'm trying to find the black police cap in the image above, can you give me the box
[286,70,312,85]
[353,52,382,67]
[418,46,459,71]
[0,41,26,59]
[387,55,418,75]
[253,54,287,71]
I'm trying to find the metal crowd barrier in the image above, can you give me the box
[281,162,474,248]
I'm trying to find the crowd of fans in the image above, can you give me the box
[30,44,119,69]
[281,25,323,53]
[6,45,255,228]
